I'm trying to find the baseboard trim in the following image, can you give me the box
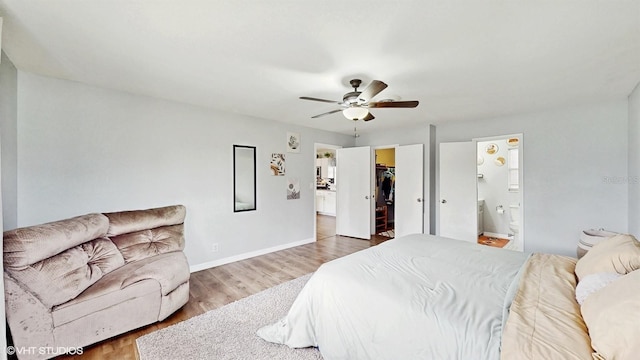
[189,237,316,273]
[316,211,335,216]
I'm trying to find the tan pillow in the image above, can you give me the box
[574,234,640,281]
[581,270,640,360]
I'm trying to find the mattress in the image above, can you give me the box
[259,234,533,359]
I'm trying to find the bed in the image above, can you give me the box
[258,233,640,360]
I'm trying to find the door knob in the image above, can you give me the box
[441,199,447,203]
[365,196,369,200]
[417,198,423,202]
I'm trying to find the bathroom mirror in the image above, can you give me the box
[233,145,256,212]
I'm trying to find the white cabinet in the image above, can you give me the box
[324,191,336,215]
[328,166,336,179]
[316,158,336,179]
[316,190,336,216]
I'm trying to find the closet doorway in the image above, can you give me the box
[333,144,423,240]
[374,147,396,238]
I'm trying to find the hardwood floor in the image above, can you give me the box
[478,234,510,248]
[52,215,384,360]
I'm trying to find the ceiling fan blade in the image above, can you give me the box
[311,109,343,118]
[357,80,388,103]
[363,113,375,121]
[367,100,419,108]
[300,96,342,104]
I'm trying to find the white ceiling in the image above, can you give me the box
[1,1,639,135]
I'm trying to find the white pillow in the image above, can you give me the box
[575,272,621,305]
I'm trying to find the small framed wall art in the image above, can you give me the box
[287,178,300,199]
[270,153,285,176]
[287,132,300,153]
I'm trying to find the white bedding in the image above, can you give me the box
[258,234,530,359]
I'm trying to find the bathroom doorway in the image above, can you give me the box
[475,134,523,251]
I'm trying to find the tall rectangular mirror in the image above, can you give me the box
[233,145,256,212]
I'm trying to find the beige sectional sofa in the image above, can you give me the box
[3,205,190,360]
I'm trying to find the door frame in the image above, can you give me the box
[313,143,342,241]
[472,133,524,251]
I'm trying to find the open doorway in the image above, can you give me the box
[374,147,395,238]
[475,135,523,251]
[314,143,341,241]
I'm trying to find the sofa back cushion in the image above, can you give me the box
[111,224,185,263]
[6,238,125,308]
[104,205,186,237]
[3,213,109,269]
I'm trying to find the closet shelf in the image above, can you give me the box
[375,206,388,232]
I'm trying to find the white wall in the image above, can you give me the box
[0,49,15,360]
[629,82,640,237]
[436,101,629,256]
[356,123,433,233]
[1,51,17,230]
[15,72,355,269]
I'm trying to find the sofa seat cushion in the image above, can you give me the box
[52,278,159,328]
[120,251,190,296]
[52,251,189,326]
[53,283,161,349]
[105,205,186,237]
[111,224,185,263]
[4,213,109,269]
[7,238,124,308]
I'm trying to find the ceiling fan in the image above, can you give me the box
[300,79,419,122]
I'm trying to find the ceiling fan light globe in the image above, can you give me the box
[343,107,369,121]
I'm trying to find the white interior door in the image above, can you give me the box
[336,146,371,239]
[395,144,424,237]
[439,142,477,242]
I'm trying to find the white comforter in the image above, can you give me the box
[258,234,530,360]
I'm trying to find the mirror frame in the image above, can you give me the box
[233,145,257,212]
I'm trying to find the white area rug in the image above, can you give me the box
[136,274,321,360]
